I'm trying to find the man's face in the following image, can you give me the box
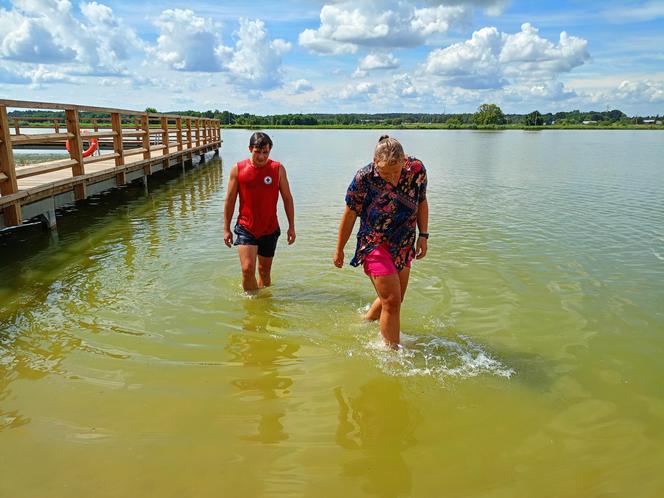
[249,144,271,167]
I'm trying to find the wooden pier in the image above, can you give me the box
[0,99,221,230]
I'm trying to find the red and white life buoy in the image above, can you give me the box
[66,131,99,158]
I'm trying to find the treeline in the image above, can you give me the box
[179,107,661,127]
[8,106,662,127]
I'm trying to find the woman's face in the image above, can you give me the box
[374,155,405,172]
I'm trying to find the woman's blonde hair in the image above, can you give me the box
[374,135,405,170]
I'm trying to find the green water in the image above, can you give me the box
[1,130,663,497]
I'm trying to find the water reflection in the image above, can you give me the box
[226,295,298,444]
[335,377,417,497]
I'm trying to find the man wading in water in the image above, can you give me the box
[224,132,296,292]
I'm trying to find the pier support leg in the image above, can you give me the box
[142,175,148,195]
[39,207,57,231]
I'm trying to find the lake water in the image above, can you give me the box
[1,129,663,497]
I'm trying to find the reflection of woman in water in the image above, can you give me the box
[334,136,429,348]
[335,378,416,497]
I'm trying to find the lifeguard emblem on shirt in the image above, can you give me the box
[264,176,273,185]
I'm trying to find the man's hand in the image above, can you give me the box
[416,237,427,259]
[287,227,296,245]
[333,250,344,268]
[224,230,233,248]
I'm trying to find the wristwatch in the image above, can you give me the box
[418,232,429,239]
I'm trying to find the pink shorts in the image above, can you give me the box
[363,243,412,277]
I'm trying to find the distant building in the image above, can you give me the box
[582,120,598,124]
[643,119,655,124]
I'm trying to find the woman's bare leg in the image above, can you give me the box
[370,273,403,347]
[365,267,411,322]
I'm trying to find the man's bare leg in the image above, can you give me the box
[257,255,274,288]
[238,245,259,292]
[365,267,411,321]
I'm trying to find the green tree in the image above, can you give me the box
[446,116,463,128]
[525,110,543,126]
[473,103,506,125]
[145,107,157,114]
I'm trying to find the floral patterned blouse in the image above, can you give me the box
[345,156,428,270]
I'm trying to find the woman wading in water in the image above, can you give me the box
[333,136,429,348]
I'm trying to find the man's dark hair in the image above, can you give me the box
[249,132,273,149]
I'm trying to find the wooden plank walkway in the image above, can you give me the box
[0,99,221,229]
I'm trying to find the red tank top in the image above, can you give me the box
[236,158,281,237]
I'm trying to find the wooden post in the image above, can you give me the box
[141,114,151,161]
[186,118,192,149]
[92,119,99,132]
[65,108,86,201]
[53,119,60,133]
[176,117,183,152]
[0,106,21,226]
[13,118,20,135]
[111,112,125,185]
[203,119,208,145]
[195,119,201,147]
[161,116,169,156]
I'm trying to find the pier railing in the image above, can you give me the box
[0,99,221,227]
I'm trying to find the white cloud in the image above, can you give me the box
[225,18,291,90]
[500,23,589,76]
[0,0,143,74]
[424,23,589,90]
[28,63,76,85]
[613,79,664,103]
[601,1,664,23]
[503,80,576,102]
[290,78,314,94]
[153,9,226,71]
[0,64,30,83]
[338,80,378,100]
[79,2,144,69]
[358,52,399,70]
[152,12,289,90]
[300,1,469,53]
[1,18,77,63]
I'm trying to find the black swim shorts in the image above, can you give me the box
[233,224,281,257]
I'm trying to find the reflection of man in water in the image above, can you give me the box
[335,378,416,497]
[225,296,298,444]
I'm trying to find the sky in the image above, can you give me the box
[0,0,663,115]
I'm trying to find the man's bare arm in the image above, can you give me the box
[279,165,296,245]
[223,165,239,247]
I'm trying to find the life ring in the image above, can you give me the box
[66,132,99,158]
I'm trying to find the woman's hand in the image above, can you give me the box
[416,237,427,259]
[333,250,345,268]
